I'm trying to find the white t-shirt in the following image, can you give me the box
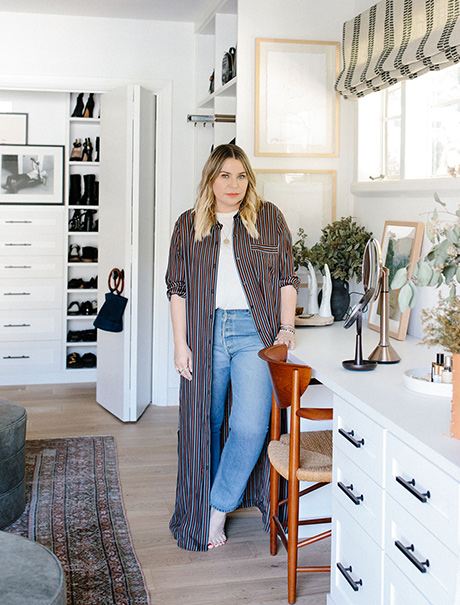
[215,211,248,309]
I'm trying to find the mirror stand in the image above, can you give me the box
[368,266,401,364]
[342,308,378,371]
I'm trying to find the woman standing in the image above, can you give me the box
[166,144,299,551]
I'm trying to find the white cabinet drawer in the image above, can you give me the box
[0,231,64,256]
[330,499,384,605]
[0,309,62,341]
[0,208,64,233]
[0,341,62,374]
[0,256,63,279]
[383,555,431,605]
[334,448,385,547]
[386,432,459,554]
[385,495,457,605]
[0,278,62,309]
[334,395,386,486]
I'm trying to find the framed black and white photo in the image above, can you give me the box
[0,113,28,145]
[0,145,64,205]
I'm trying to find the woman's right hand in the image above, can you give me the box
[174,342,193,381]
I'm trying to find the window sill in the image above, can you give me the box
[351,177,460,198]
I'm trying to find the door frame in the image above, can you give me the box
[0,75,171,407]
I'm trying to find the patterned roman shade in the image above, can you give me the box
[335,0,460,99]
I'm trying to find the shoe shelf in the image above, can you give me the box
[66,92,102,375]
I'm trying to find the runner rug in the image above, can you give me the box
[3,435,149,605]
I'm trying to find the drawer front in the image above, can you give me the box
[334,448,385,547]
[386,432,459,554]
[0,231,64,256]
[0,278,62,309]
[0,256,63,279]
[383,555,431,605]
[330,499,384,605]
[385,495,457,605]
[0,341,62,374]
[334,395,386,486]
[0,309,62,341]
[0,208,64,234]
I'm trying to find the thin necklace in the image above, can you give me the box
[222,223,232,244]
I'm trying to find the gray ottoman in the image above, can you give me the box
[0,399,27,528]
[0,531,66,604]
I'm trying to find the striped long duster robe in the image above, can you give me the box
[165,201,299,551]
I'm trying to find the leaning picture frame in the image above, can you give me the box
[0,113,28,144]
[255,169,336,246]
[0,144,64,205]
[255,38,340,157]
[368,221,424,341]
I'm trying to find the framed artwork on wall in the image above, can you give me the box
[0,113,28,145]
[255,38,340,157]
[0,144,64,205]
[255,169,336,246]
[368,221,424,341]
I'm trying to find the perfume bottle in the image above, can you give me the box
[442,355,453,384]
[432,353,445,383]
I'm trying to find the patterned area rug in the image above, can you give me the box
[3,435,149,605]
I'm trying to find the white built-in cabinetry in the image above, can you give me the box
[194,0,237,182]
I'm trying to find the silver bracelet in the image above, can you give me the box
[279,327,295,335]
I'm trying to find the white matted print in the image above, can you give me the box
[255,39,339,157]
[0,113,28,144]
[255,170,336,245]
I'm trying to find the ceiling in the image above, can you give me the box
[0,0,215,23]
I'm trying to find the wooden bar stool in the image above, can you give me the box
[258,344,333,604]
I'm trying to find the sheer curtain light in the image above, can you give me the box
[336,0,460,99]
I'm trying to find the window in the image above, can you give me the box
[357,63,460,182]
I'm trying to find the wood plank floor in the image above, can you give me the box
[0,383,330,605]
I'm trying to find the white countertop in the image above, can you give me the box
[292,322,460,480]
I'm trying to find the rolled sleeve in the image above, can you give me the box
[166,218,186,300]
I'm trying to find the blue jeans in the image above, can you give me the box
[210,309,272,513]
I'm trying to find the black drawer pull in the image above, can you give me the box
[4,265,32,269]
[337,563,362,591]
[5,220,32,224]
[4,324,31,328]
[3,355,30,360]
[4,292,31,296]
[395,540,429,573]
[5,243,32,246]
[338,428,364,448]
[396,476,430,503]
[338,481,364,505]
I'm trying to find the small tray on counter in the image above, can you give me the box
[403,367,453,398]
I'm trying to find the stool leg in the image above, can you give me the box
[287,474,300,604]
[270,463,279,555]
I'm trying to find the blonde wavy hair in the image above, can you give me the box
[193,144,264,241]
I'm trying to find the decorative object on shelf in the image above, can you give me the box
[0,113,28,144]
[221,47,236,85]
[94,268,128,333]
[295,262,334,327]
[255,38,339,157]
[293,217,372,321]
[368,221,424,340]
[71,93,84,118]
[209,69,215,95]
[0,144,64,205]
[83,93,95,119]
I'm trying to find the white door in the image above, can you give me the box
[96,85,155,421]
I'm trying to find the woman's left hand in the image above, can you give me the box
[273,329,295,349]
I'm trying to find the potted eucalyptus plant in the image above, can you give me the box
[293,216,372,320]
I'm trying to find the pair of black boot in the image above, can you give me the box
[69,174,99,206]
[72,93,96,119]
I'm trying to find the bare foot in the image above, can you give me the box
[207,506,227,549]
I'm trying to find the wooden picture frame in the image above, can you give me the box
[255,169,336,246]
[0,144,64,205]
[255,38,340,157]
[368,221,424,341]
[0,113,28,145]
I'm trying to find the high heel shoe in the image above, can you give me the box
[70,139,83,161]
[95,137,100,162]
[69,209,83,231]
[83,93,95,118]
[82,209,97,232]
[71,93,84,117]
[81,138,93,162]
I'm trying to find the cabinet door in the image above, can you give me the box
[96,85,155,422]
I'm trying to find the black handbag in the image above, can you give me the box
[221,47,236,85]
[93,268,128,333]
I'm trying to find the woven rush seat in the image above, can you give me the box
[0,399,27,528]
[0,531,66,605]
[268,429,332,482]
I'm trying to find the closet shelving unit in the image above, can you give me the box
[65,92,101,374]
